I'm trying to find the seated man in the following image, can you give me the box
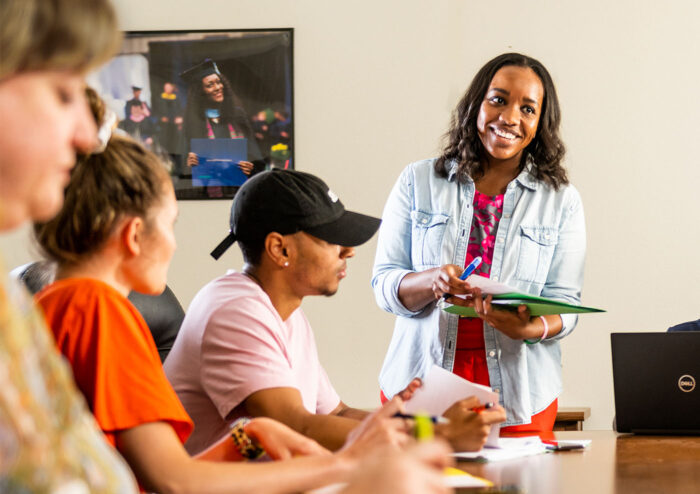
[668,319,700,332]
[164,169,505,455]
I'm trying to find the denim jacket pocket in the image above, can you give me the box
[410,211,449,269]
[514,225,558,284]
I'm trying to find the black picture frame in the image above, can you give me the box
[88,28,294,200]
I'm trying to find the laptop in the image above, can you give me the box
[611,332,700,434]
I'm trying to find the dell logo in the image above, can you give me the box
[678,375,696,393]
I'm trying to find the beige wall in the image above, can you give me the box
[3,0,699,430]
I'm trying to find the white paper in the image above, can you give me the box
[404,365,500,447]
[454,436,548,462]
[459,275,517,295]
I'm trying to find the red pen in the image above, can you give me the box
[471,402,495,414]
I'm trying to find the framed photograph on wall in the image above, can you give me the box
[88,29,294,200]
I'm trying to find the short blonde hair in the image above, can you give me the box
[0,0,121,80]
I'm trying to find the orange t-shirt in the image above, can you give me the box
[36,278,193,447]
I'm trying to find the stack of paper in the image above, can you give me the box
[442,276,604,317]
[454,436,548,462]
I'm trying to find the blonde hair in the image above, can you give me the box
[0,0,121,80]
[35,136,171,266]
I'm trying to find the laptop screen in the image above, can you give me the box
[611,332,700,434]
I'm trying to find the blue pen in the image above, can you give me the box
[443,256,482,301]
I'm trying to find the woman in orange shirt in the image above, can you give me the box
[34,134,451,494]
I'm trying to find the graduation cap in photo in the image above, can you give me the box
[180,58,221,85]
[131,85,142,91]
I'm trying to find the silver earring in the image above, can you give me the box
[284,261,289,267]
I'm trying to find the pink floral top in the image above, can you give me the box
[457,190,504,350]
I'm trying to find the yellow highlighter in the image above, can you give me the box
[413,413,435,442]
[413,413,494,488]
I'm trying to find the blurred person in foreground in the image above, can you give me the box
[0,0,138,492]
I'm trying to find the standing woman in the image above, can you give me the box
[181,59,264,177]
[373,53,586,432]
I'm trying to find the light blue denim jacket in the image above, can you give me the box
[372,158,586,425]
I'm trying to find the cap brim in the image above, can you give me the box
[210,232,236,260]
[304,211,381,247]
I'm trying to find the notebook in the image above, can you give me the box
[611,332,700,434]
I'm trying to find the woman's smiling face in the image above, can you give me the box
[202,73,224,103]
[476,65,544,166]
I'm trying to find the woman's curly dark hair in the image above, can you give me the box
[183,72,254,138]
[435,53,568,189]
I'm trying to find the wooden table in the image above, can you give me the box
[456,431,700,493]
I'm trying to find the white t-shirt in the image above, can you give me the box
[164,271,340,455]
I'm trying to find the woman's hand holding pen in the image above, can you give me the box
[431,264,479,303]
[436,396,506,452]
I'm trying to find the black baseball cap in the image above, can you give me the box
[210,169,381,260]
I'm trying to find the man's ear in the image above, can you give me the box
[264,232,291,268]
[121,216,144,257]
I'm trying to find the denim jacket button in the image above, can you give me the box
[489,350,496,358]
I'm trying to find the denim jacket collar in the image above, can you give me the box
[446,159,538,191]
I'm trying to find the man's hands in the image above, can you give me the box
[391,377,506,452]
[338,397,412,462]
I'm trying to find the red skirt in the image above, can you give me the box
[455,317,557,432]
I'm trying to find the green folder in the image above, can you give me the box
[443,292,605,317]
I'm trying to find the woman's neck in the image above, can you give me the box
[475,155,523,196]
[56,256,131,297]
